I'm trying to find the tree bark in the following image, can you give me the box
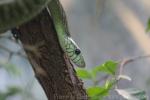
[17,9,88,100]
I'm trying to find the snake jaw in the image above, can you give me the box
[73,54,85,68]
[64,37,85,68]
[68,50,85,68]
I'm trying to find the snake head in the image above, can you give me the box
[64,37,85,68]
[73,48,85,68]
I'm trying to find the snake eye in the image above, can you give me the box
[75,49,81,55]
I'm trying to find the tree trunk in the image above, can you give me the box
[17,9,88,100]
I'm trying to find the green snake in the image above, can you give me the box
[0,0,85,68]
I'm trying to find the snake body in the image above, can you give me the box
[0,0,85,68]
[0,0,50,32]
[47,0,85,67]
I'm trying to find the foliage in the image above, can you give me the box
[0,62,23,100]
[116,88,147,100]
[146,18,150,32]
[76,60,147,100]
[0,86,22,100]
[0,62,21,76]
[92,61,118,76]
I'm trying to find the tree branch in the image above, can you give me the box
[17,9,88,100]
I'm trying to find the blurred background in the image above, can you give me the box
[0,0,150,99]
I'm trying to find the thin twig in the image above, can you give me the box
[119,55,150,75]
[115,55,150,88]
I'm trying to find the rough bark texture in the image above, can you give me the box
[18,9,88,100]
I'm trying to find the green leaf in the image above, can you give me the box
[146,18,150,32]
[92,60,118,76]
[104,79,115,90]
[6,86,22,96]
[90,96,103,100]
[0,92,7,100]
[116,88,147,100]
[76,68,92,79]
[87,86,106,97]
[0,86,22,100]
[87,79,117,99]
[2,63,21,76]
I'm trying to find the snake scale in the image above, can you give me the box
[0,0,85,68]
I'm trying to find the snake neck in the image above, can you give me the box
[57,34,67,51]
[47,0,70,37]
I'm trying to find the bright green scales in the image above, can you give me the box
[0,0,85,67]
